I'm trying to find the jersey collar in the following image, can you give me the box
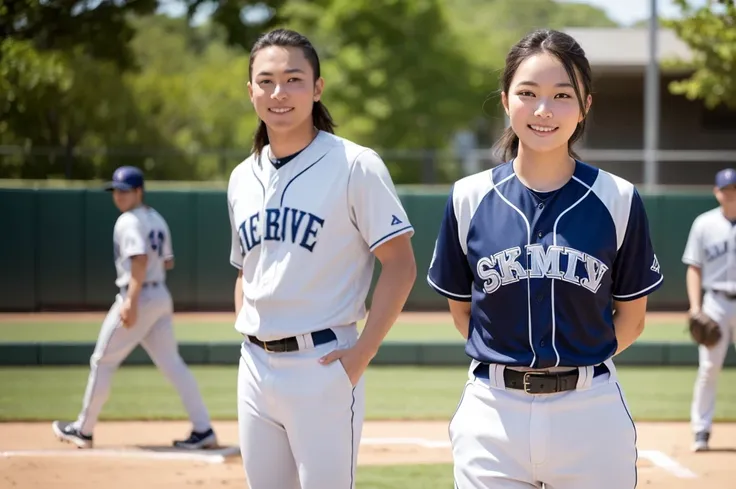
[259,130,333,171]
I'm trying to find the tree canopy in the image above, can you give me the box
[0,0,621,182]
[664,0,736,110]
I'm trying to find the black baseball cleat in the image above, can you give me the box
[692,431,710,452]
[52,421,94,449]
[173,427,218,450]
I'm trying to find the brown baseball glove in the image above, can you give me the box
[688,311,722,347]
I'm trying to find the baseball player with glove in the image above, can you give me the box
[682,167,736,452]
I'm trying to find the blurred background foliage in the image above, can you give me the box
[0,0,730,183]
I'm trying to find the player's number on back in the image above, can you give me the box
[148,230,165,257]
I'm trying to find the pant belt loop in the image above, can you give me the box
[302,332,315,349]
[295,334,308,350]
[490,364,506,390]
[576,365,592,390]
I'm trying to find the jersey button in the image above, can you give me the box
[538,203,544,209]
[539,340,546,347]
[537,231,543,239]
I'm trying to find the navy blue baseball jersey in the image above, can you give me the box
[427,160,664,368]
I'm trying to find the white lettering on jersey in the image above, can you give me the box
[237,207,325,253]
[650,255,661,274]
[476,244,608,295]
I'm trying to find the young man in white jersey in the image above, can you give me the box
[52,166,217,450]
[683,167,736,452]
[228,29,417,489]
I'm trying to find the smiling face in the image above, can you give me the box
[502,52,591,157]
[248,45,324,137]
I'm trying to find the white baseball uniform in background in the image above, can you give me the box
[682,207,736,435]
[228,130,414,489]
[72,205,212,436]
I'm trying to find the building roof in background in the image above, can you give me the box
[562,27,694,68]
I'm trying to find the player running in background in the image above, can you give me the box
[428,29,663,488]
[227,29,417,489]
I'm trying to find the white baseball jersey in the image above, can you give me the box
[682,207,736,293]
[227,130,414,340]
[113,206,173,288]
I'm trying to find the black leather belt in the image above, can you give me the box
[474,363,609,394]
[713,290,736,300]
[247,328,336,353]
[121,282,159,291]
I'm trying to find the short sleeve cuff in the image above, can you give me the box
[230,259,243,270]
[123,248,146,259]
[682,257,702,267]
[611,275,664,302]
[369,225,414,252]
[426,275,472,302]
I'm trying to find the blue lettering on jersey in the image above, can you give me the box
[238,207,325,253]
[148,230,165,257]
[391,215,403,225]
[704,240,728,262]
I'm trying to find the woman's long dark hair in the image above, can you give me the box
[493,29,593,162]
[249,29,336,156]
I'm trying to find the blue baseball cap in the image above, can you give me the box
[715,168,736,189]
[104,166,145,191]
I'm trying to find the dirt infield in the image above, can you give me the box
[0,310,688,324]
[0,420,733,488]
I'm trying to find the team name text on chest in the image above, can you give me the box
[477,244,608,294]
[237,207,325,253]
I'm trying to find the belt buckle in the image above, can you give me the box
[523,372,536,394]
[522,371,549,394]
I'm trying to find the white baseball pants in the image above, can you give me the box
[237,324,365,489]
[691,291,736,434]
[449,359,637,489]
[74,285,211,435]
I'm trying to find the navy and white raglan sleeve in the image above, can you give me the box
[611,188,664,301]
[347,149,414,251]
[426,187,475,302]
[681,216,704,268]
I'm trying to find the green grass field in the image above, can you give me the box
[0,318,692,343]
[357,464,455,488]
[0,314,712,489]
[1,365,734,422]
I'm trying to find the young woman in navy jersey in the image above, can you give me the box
[428,29,663,489]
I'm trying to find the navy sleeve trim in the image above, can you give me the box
[682,258,702,267]
[611,275,664,301]
[426,275,472,301]
[369,225,414,251]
